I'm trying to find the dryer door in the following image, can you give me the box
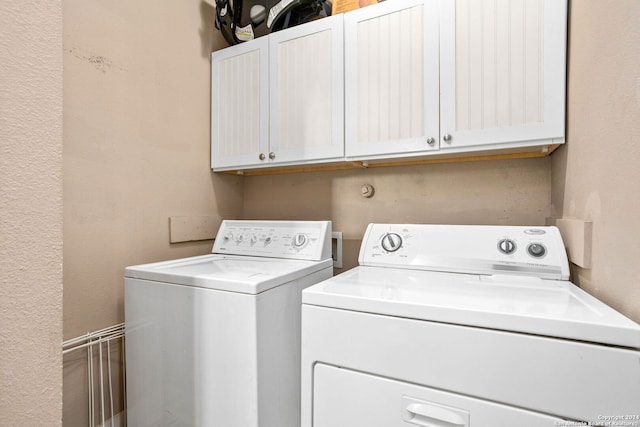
[312,364,570,426]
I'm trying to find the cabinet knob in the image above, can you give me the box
[443,134,452,142]
[426,137,435,145]
[269,152,276,160]
[259,153,266,160]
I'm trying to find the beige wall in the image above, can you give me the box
[551,0,640,322]
[62,0,242,424]
[244,158,552,271]
[0,1,63,426]
[19,0,634,424]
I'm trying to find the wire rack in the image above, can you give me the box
[63,323,126,427]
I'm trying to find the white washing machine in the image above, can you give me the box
[301,224,640,426]
[125,220,332,427]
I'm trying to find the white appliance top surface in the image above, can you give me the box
[303,266,640,349]
[126,254,332,294]
[125,220,333,294]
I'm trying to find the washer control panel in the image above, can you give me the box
[213,220,332,261]
[360,224,569,280]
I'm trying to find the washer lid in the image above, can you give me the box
[125,254,332,294]
[302,266,640,349]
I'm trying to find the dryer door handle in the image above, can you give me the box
[404,401,468,427]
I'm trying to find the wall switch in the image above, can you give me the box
[332,231,343,268]
[169,216,222,243]
[555,218,593,269]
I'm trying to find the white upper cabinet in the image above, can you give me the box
[439,0,567,150]
[211,37,269,170]
[211,15,344,171]
[344,0,440,159]
[211,0,567,172]
[269,15,345,165]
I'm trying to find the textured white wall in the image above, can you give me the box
[0,1,63,425]
[552,0,640,322]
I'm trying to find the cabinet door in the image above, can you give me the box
[439,0,567,150]
[269,15,344,165]
[211,37,269,171]
[344,0,440,160]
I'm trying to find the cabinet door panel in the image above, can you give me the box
[345,0,440,159]
[211,38,269,170]
[440,0,566,149]
[269,15,344,165]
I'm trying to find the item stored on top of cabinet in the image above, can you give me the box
[331,0,378,15]
[214,0,331,45]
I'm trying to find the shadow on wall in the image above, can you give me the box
[210,171,245,221]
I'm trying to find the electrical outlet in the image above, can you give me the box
[332,231,343,268]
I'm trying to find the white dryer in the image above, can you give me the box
[301,224,640,426]
[125,220,332,427]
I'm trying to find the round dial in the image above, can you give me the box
[527,243,547,258]
[223,232,234,242]
[498,239,517,255]
[292,233,308,249]
[381,233,403,252]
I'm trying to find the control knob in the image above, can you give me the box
[527,243,547,258]
[498,239,517,255]
[292,233,308,249]
[381,233,403,252]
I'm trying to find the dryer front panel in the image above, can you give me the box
[313,364,566,426]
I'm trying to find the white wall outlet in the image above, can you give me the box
[332,231,343,268]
